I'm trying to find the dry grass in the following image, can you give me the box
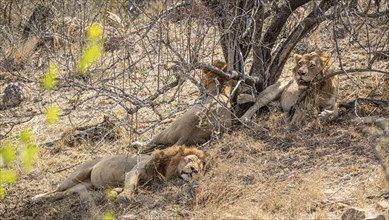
[0,1,388,220]
[2,109,388,219]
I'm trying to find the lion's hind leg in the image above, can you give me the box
[32,182,95,208]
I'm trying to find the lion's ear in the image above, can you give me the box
[317,51,330,66]
[151,149,163,158]
[293,54,302,63]
[178,146,186,155]
[212,60,227,72]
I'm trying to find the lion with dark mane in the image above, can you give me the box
[32,146,207,205]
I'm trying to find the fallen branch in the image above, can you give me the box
[194,63,260,86]
[339,98,388,110]
[316,68,389,83]
[353,10,389,18]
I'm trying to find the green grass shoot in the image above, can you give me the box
[102,210,115,220]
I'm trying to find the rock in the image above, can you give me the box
[364,214,386,220]
[112,187,123,193]
[341,208,366,220]
[118,214,137,220]
[2,83,24,108]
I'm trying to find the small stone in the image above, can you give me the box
[341,208,366,220]
[112,187,123,193]
[2,83,24,108]
[33,96,42,103]
[118,214,137,220]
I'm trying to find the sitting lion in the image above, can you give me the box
[139,60,235,152]
[239,51,338,125]
[32,146,207,206]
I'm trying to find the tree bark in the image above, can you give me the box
[268,0,335,85]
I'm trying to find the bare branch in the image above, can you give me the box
[268,0,335,85]
[259,0,311,71]
[317,68,389,83]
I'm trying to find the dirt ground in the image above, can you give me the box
[1,2,389,220]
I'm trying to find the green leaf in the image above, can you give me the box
[19,129,32,144]
[76,43,103,73]
[0,169,17,184]
[0,141,15,165]
[45,106,60,124]
[86,23,102,41]
[105,188,117,202]
[21,144,38,172]
[102,210,115,220]
[41,62,59,90]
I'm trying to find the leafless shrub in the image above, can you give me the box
[0,0,388,142]
[0,0,388,149]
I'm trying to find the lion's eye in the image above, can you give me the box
[298,62,303,66]
[309,63,316,68]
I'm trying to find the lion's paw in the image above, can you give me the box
[319,109,335,120]
[114,193,132,207]
[130,141,147,150]
[31,192,49,203]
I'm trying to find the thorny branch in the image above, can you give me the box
[0,0,388,143]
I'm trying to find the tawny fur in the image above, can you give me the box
[151,146,208,180]
[282,51,339,125]
[141,60,235,152]
[32,146,207,205]
[238,51,338,125]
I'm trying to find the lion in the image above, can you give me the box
[281,51,338,123]
[239,51,338,125]
[32,146,208,206]
[138,60,235,153]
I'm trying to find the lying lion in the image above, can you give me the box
[32,146,207,206]
[239,51,338,125]
[139,60,235,152]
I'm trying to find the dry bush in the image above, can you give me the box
[0,0,388,219]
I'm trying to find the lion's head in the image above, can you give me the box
[293,51,330,89]
[177,154,206,181]
[151,146,208,181]
[201,59,228,90]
